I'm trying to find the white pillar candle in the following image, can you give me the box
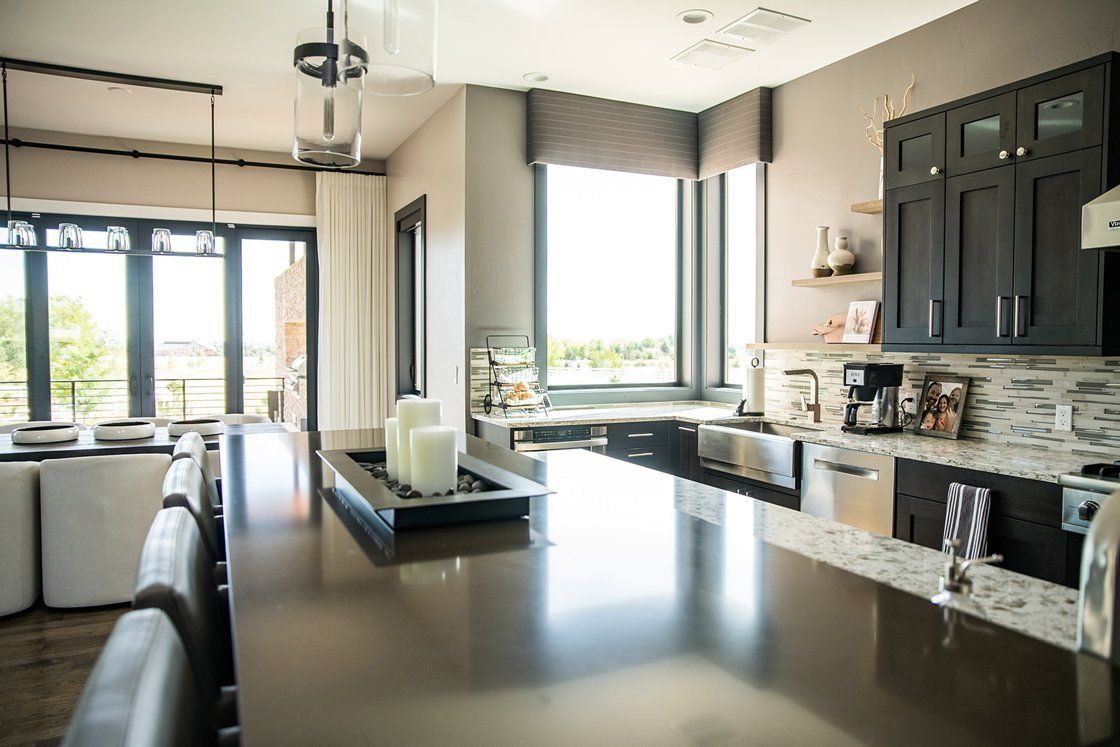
[384,417,400,480]
[396,399,441,486]
[409,425,457,496]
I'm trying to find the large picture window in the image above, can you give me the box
[723,163,762,386]
[544,165,680,388]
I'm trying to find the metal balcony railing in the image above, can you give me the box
[0,377,285,424]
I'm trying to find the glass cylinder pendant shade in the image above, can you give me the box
[367,0,436,96]
[293,25,367,168]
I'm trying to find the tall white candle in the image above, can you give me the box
[396,399,441,485]
[384,417,400,480]
[409,426,457,496]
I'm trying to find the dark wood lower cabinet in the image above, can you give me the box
[604,445,671,475]
[701,470,800,511]
[671,422,702,482]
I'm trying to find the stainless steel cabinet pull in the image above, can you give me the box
[677,426,697,433]
[995,296,1006,337]
[736,488,753,497]
[998,149,1010,160]
[627,432,654,438]
[812,459,879,481]
[1013,294,1027,337]
[627,452,654,458]
[928,299,941,338]
[1016,146,1029,157]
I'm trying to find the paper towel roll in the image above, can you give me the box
[741,365,765,415]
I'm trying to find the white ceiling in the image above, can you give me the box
[0,0,973,161]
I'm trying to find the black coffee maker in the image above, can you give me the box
[841,362,911,434]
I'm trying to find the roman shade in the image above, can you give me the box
[698,87,773,180]
[527,88,699,180]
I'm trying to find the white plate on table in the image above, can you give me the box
[168,418,225,437]
[11,423,80,444]
[92,420,157,441]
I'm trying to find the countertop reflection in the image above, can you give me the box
[222,429,1119,746]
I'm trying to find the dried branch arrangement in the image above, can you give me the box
[859,74,916,155]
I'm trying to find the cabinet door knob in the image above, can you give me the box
[1015,146,1029,157]
[998,149,1010,160]
[929,166,942,175]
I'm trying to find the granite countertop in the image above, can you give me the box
[473,401,1108,483]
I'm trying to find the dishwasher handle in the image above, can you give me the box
[811,458,879,481]
[514,437,608,453]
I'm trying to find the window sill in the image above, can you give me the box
[546,385,696,407]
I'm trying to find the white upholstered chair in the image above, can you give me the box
[40,453,171,607]
[0,462,40,616]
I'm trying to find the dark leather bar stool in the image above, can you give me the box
[172,432,221,509]
[63,608,229,746]
[163,457,224,562]
[134,507,236,726]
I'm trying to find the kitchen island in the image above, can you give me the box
[222,428,1117,745]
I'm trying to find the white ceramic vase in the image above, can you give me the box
[828,236,856,275]
[811,226,831,278]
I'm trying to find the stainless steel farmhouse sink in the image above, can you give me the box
[697,420,819,490]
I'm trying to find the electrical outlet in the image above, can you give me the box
[1055,404,1073,432]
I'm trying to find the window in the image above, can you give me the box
[0,214,317,428]
[544,165,680,387]
[395,197,426,397]
[723,164,762,386]
[0,251,28,420]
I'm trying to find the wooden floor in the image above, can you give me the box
[0,603,126,746]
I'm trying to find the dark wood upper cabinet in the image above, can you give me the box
[943,167,1015,345]
[945,93,1017,175]
[1015,66,1105,161]
[883,180,944,346]
[883,55,1119,355]
[883,113,946,190]
[1012,148,1102,346]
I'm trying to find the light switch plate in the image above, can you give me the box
[1055,404,1073,432]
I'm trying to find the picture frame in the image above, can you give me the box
[915,373,970,439]
[841,300,880,344]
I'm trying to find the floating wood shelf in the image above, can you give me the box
[791,271,882,288]
[754,342,883,352]
[850,199,884,214]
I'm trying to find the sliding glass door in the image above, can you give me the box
[0,214,317,428]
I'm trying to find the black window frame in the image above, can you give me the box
[1,211,318,429]
[719,163,767,389]
[395,196,426,398]
[535,164,689,399]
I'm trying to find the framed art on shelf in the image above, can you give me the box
[915,373,970,439]
[841,300,880,344]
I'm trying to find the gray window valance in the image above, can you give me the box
[527,88,699,180]
[698,87,773,181]
[527,86,772,181]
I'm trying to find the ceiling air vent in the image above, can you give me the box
[671,39,754,69]
[720,7,810,44]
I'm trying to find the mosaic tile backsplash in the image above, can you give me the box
[760,349,1120,458]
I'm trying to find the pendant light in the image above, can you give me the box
[196,93,217,254]
[1,63,35,247]
[292,0,368,167]
[366,0,435,96]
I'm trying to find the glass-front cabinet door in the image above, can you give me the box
[884,112,946,190]
[1015,66,1104,161]
[945,93,1017,175]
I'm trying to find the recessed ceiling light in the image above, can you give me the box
[107,86,132,95]
[523,72,549,83]
[677,9,714,24]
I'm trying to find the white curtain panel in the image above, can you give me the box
[316,172,392,429]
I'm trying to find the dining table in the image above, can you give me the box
[0,421,291,462]
[221,427,1120,746]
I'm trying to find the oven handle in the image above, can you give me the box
[513,437,609,452]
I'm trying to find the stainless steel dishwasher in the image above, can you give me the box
[800,443,895,536]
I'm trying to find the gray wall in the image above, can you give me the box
[765,0,1120,341]
[464,86,535,350]
[386,87,468,429]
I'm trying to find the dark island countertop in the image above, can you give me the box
[221,428,1119,746]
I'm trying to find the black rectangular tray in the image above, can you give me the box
[317,447,552,531]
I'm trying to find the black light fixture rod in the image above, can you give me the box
[0,138,385,176]
[210,93,216,236]
[2,63,10,230]
[0,56,221,96]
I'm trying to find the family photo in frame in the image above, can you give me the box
[915,374,969,439]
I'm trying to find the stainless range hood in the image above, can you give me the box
[1083,184,1120,249]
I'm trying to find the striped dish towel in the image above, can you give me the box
[942,482,992,560]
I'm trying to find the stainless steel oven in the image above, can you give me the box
[1059,472,1119,534]
[512,425,608,454]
